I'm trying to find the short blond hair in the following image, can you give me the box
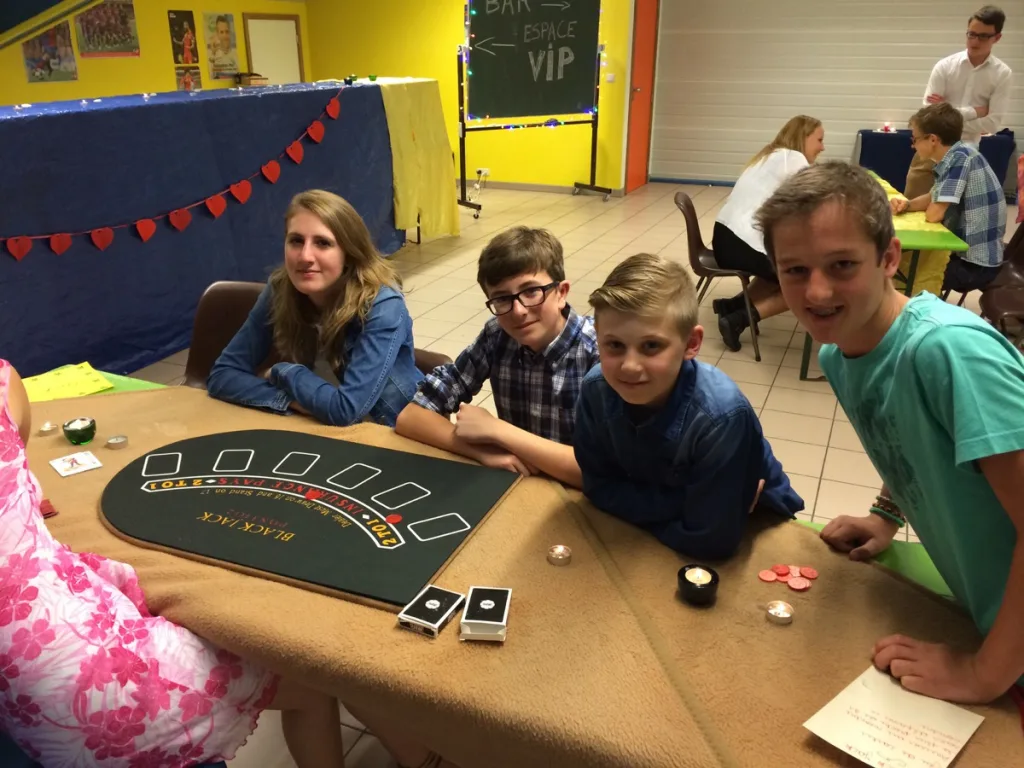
[589,253,699,339]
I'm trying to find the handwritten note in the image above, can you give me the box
[804,667,983,768]
[23,362,113,403]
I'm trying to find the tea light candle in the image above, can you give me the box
[63,417,97,446]
[883,121,892,132]
[546,544,572,566]
[678,564,719,606]
[766,600,794,625]
[38,421,59,436]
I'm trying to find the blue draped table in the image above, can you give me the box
[855,127,1016,194]
[0,82,403,377]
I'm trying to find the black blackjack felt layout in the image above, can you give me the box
[100,430,518,610]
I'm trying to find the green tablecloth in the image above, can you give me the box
[101,372,166,394]
[798,521,952,599]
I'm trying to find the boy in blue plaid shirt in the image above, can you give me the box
[891,102,1006,292]
[396,227,598,487]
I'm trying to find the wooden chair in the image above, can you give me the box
[182,281,451,389]
[979,225,1024,350]
[673,191,762,362]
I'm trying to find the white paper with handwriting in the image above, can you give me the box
[804,667,984,768]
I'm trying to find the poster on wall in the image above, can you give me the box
[204,13,239,79]
[22,21,78,83]
[167,10,199,66]
[75,0,140,58]
[175,66,203,92]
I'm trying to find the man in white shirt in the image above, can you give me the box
[906,5,1011,198]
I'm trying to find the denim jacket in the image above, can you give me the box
[574,360,803,559]
[207,284,423,427]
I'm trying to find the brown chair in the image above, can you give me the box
[979,225,1024,350]
[673,191,761,362]
[182,280,451,389]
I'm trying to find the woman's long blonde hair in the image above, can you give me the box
[746,115,822,169]
[268,190,400,371]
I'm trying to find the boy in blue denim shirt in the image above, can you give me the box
[574,253,803,558]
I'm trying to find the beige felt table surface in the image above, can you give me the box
[29,388,1022,767]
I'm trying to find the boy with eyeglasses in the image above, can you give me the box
[905,5,1011,200]
[396,226,598,487]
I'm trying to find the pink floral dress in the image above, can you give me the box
[0,360,277,767]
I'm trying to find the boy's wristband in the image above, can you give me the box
[869,505,906,529]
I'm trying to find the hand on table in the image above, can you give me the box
[873,635,1002,703]
[889,197,910,216]
[820,514,898,560]
[454,403,499,445]
[926,93,945,104]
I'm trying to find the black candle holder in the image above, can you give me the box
[678,564,719,606]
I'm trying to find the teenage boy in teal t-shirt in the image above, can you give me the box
[756,160,1024,704]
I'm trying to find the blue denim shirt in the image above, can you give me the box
[574,360,803,559]
[207,284,423,427]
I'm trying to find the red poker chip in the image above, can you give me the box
[771,564,790,576]
[758,569,778,583]
[776,571,793,582]
[788,577,811,591]
[800,567,819,580]
[788,565,801,577]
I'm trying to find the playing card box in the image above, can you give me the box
[397,585,465,639]
[459,586,511,643]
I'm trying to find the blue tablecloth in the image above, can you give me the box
[0,82,403,377]
[857,127,1016,194]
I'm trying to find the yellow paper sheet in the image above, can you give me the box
[23,363,114,403]
[379,79,460,239]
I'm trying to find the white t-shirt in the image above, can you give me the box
[716,148,809,255]
[924,51,1012,145]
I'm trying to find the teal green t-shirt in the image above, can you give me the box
[819,294,1024,641]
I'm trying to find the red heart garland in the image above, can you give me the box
[136,219,157,242]
[285,140,304,164]
[50,233,72,255]
[168,209,192,232]
[6,237,32,261]
[205,194,227,218]
[91,228,114,251]
[306,120,325,143]
[229,180,252,204]
[325,97,340,120]
[261,160,281,184]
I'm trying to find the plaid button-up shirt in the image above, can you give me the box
[933,141,1007,267]
[412,308,599,445]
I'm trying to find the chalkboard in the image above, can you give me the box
[467,0,600,119]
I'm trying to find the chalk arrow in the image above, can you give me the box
[472,37,515,56]
[542,1,571,9]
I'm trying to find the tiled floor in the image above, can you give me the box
[134,183,1018,767]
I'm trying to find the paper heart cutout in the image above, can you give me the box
[285,140,304,164]
[229,180,252,204]
[168,209,192,232]
[136,219,157,242]
[306,120,325,143]
[50,233,72,255]
[90,228,114,251]
[261,160,281,183]
[205,194,227,218]
[6,237,32,261]
[326,97,340,119]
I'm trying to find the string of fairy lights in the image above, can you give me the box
[461,0,606,130]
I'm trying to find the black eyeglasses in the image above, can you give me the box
[485,282,560,316]
[966,31,998,39]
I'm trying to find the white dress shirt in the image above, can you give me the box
[924,51,1013,144]
[716,149,809,254]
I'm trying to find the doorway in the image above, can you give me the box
[624,0,659,194]
[242,13,304,85]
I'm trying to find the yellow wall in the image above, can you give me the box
[306,0,632,190]
[0,0,312,106]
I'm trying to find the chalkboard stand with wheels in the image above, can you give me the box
[456,41,612,218]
